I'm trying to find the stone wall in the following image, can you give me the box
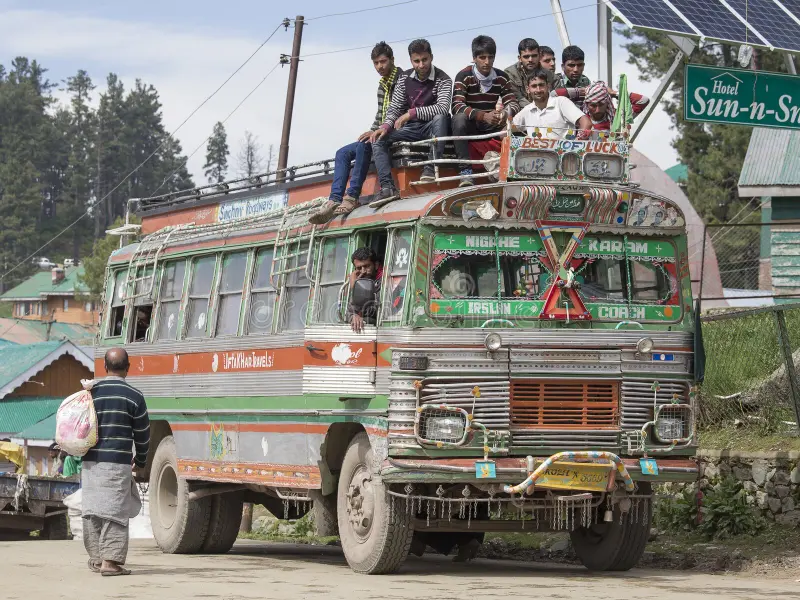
[697,450,800,527]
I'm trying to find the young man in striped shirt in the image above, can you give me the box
[452,35,520,187]
[81,348,150,576]
[369,39,453,205]
[309,42,401,224]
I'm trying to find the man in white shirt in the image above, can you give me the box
[512,68,591,138]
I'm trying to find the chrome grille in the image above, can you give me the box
[510,429,619,449]
[419,380,510,429]
[620,380,690,429]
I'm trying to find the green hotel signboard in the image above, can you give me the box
[684,64,800,130]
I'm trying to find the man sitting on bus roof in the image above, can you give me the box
[512,69,592,139]
[539,46,556,76]
[346,247,382,333]
[582,81,650,131]
[309,42,401,224]
[552,45,592,110]
[369,39,453,205]
[504,38,540,109]
[452,35,520,187]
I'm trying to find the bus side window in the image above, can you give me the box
[383,229,413,321]
[131,266,154,343]
[186,256,217,338]
[156,260,186,340]
[248,248,276,335]
[216,252,248,336]
[314,237,349,324]
[281,243,311,331]
[106,270,127,338]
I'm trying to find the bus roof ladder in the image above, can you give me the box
[124,224,192,301]
[269,200,324,287]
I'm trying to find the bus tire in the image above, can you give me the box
[337,433,412,574]
[43,513,70,540]
[150,435,211,554]
[570,485,652,571]
[310,490,339,538]
[201,491,243,553]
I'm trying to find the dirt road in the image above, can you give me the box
[2,539,797,600]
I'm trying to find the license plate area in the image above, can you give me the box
[532,461,614,492]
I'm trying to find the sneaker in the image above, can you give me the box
[458,168,474,188]
[375,186,399,203]
[308,200,338,225]
[420,165,436,182]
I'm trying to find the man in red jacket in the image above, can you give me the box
[582,81,650,131]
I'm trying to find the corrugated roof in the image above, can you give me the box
[0,397,61,438]
[15,412,57,440]
[739,128,800,189]
[0,341,65,392]
[0,318,96,346]
[665,163,688,184]
[0,266,88,300]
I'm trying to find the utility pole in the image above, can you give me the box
[277,16,305,183]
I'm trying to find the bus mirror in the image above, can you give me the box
[351,278,376,309]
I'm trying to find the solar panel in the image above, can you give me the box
[670,0,767,45]
[775,0,800,21]
[727,0,800,52]
[604,0,697,37]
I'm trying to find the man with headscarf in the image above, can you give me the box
[582,81,650,131]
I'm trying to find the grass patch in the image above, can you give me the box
[699,427,800,452]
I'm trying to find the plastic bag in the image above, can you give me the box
[55,379,98,457]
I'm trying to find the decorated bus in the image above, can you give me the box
[98,126,700,574]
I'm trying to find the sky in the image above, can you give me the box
[0,0,680,189]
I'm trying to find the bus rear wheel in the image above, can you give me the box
[570,485,652,571]
[337,433,412,574]
[149,435,211,554]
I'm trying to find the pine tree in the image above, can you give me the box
[204,121,229,184]
[236,130,264,178]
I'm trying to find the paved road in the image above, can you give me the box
[1,539,797,600]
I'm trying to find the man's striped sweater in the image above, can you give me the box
[452,65,520,120]
[84,376,150,468]
[381,67,453,130]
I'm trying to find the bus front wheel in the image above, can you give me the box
[337,433,412,574]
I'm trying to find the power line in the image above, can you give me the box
[0,21,287,284]
[306,0,419,21]
[151,62,282,196]
[296,2,600,59]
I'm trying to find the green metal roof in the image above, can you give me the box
[665,163,688,184]
[0,318,96,346]
[15,412,57,440]
[0,397,61,438]
[0,341,66,394]
[0,266,88,300]
[739,128,800,191]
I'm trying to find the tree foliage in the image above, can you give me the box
[0,56,195,293]
[236,130,264,178]
[78,215,141,301]
[204,121,229,183]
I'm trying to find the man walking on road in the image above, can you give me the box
[82,348,150,576]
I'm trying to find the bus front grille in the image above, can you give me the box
[510,379,620,429]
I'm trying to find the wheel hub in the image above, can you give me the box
[345,465,375,539]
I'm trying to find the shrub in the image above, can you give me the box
[697,478,764,540]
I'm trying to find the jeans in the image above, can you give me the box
[372,113,450,189]
[330,141,372,202]
[452,113,505,170]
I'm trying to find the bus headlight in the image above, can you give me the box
[416,406,469,445]
[654,404,693,443]
[484,332,502,351]
[636,337,654,354]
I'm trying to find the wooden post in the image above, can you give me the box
[774,308,800,429]
[277,16,305,183]
[240,502,253,533]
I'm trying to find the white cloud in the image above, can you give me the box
[1,8,680,189]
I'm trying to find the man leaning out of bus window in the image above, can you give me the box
[309,42,402,224]
[346,247,383,333]
[370,38,453,204]
[512,69,592,139]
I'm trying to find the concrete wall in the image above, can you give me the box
[697,450,800,527]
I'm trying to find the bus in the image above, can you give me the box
[98,126,700,574]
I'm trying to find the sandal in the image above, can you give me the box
[308,200,338,225]
[101,567,132,576]
[88,559,102,573]
[333,197,358,216]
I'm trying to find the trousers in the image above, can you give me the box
[372,113,450,188]
[83,515,129,564]
[330,141,372,201]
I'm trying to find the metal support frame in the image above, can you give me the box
[630,35,697,143]
[785,53,797,75]
[774,309,800,430]
[550,0,571,49]
[597,1,613,84]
